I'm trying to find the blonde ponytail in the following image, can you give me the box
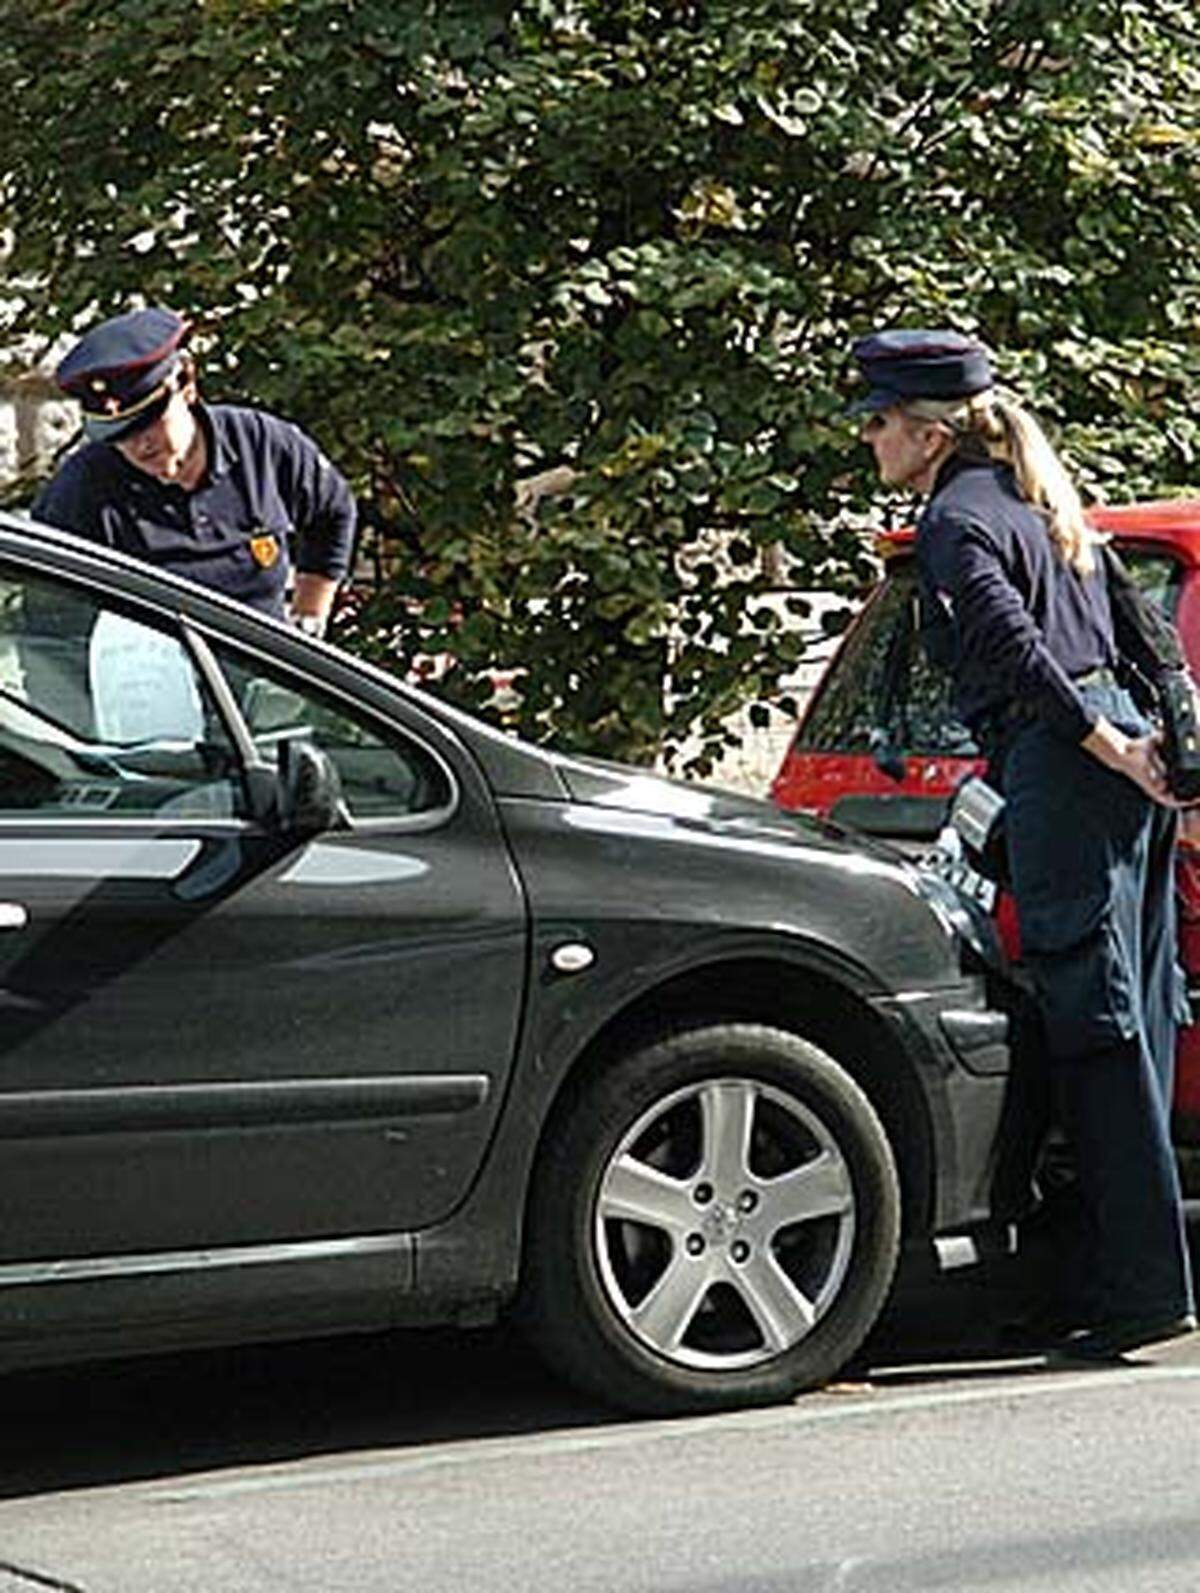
[904,390,1099,576]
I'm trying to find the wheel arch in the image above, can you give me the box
[528,956,937,1242]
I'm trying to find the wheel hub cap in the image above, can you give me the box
[593,1076,856,1372]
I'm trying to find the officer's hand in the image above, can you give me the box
[1082,720,1182,807]
[1123,731,1191,807]
[1140,733,1184,805]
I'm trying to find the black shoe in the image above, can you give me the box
[996,1305,1087,1353]
[1050,1312,1197,1363]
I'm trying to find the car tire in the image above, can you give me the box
[519,1022,902,1415]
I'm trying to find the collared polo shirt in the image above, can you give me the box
[32,403,357,616]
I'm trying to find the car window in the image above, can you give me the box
[796,546,1185,759]
[0,566,243,819]
[1121,547,1183,618]
[214,647,453,821]
[796,562,978,757]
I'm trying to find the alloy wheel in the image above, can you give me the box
[593,1076,857,1371]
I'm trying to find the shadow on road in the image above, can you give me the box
[0,1210,1195,1501]
[0,1318,602,1502]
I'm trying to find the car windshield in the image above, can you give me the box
[795,546,1184,757]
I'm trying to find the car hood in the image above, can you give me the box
[551,753,1004,975]
[553,754,906,864]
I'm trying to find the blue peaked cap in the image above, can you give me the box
[55,307,191,443]
[849,328,994,415]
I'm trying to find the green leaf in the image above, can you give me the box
[8,0,1198,767]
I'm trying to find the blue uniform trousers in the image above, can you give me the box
[999,682,1193,1324]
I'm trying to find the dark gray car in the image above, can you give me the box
[0,512,1008,1414]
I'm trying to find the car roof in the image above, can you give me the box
[878,499,1200,565]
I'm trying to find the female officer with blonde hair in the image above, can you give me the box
[850,328,1195,1359]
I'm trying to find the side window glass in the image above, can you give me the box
[1123,550,1182,620]
[0,568,243,818]
[798,565,977,758]
[215,649,453,821]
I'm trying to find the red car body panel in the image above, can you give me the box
[771,502,1200,1139]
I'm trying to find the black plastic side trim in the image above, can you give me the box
[0,1076,489,1138]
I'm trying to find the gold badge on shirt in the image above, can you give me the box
[249,531,281,569]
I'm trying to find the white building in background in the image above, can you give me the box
[0,251,78,489]
[0,372,76,492]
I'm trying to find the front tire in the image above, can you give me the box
[519,1023,902,1415]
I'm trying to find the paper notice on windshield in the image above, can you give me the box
[89,611,204,743]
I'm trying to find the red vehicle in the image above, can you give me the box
[772,501,1200,1145]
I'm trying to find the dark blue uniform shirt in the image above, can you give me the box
[33,403,356,617]
[917,454,1116,743]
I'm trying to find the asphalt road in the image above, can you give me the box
[0,1222,1198,1593]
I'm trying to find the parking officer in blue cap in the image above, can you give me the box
[851,327,1196,1360]
[34,307,356,634]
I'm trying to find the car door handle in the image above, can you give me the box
[0,903,28,931]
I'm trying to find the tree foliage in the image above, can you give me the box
[1,0,1197,767]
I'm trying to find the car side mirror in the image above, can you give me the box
[277,738,344,837]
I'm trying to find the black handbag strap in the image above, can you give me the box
[1101,542,1186,688]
